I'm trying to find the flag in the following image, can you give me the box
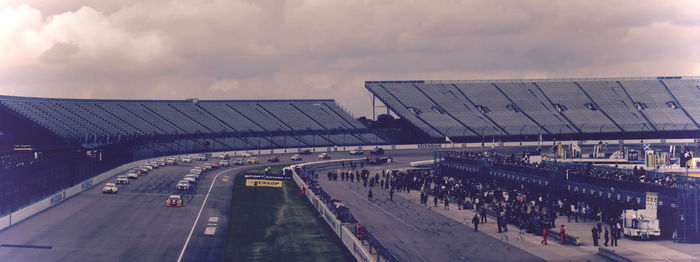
[572,143,581,152]
[445,136,453,143]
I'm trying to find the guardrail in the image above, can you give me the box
[291,159,400,262]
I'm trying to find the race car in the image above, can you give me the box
[166,195,183,207]
[203,163,212,170]
[102,183,118,194]
[242,152,253,158]
[233,158,245,165]
[211,162,220,168]
[218,153,229,159]
[349,150,364,155]
[176,180,191,190]
[318,153,331,159]
[127,172,139,179]
[268,156,280,162]
[370,147,385,155]
[166,157,177,165]
[219,160,230,167]
[181,157,192,163]
[299,149,312,155]
[184,174,198,183]
[116,175,130,185]
[247,157,260,164]
[291,154,303,161]
[190,168,202,175]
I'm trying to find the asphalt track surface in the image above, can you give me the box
[312,151,545,262]
[0,148,538,262]
[0,152,332,262]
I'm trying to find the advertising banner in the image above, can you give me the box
[245,179,283,188]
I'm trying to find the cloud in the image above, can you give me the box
[0,0,699,117]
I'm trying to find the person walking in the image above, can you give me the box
[604,227,609,247]
[611,226,618,247]
[591,226,599,246]
[502,215,508,232]
[541,227,548,245]
[444,197,449,210]
[472,214,480,232]
[480,206,487,224]
[434,195,438,207]
[368,189,373,201]
[560,225,566,245]
[389,188,394,201]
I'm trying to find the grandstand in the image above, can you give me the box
[0,96,384,149]
[366,76,700,141]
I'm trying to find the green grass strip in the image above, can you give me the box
[223,165,353,262]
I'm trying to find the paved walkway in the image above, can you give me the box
[398,190,698,262]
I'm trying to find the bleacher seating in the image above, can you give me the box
[0,96,385,147]
[366,77,700,138]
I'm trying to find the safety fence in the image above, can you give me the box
[292,159,401,262]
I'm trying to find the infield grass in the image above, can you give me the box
[223,165,353,262]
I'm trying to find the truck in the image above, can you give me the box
[622,192,661,239]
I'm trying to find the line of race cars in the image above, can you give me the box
[102,156,179,194]
[104,149,389,205]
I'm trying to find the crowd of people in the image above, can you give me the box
[445,150,679,189]
[0,152,35,169]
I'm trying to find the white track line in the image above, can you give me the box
[176,168,237,262]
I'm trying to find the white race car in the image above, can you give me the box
[102,183,118,194]
[176,180,191,190]
[184,174,197,183]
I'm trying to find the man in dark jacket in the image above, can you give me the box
[604,227,609,246]
[592,226,599,246]
[472,214,480,232]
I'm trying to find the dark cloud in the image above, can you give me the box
[1,0,699,117]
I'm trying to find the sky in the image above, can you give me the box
[1,0,699,118]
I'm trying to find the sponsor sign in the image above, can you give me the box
[50,192,66,206]
[243,174,291,180]
[245,179,282,188]
[417,143,443,149]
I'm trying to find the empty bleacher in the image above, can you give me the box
[366,77,700,139]
[0,96,385,148]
